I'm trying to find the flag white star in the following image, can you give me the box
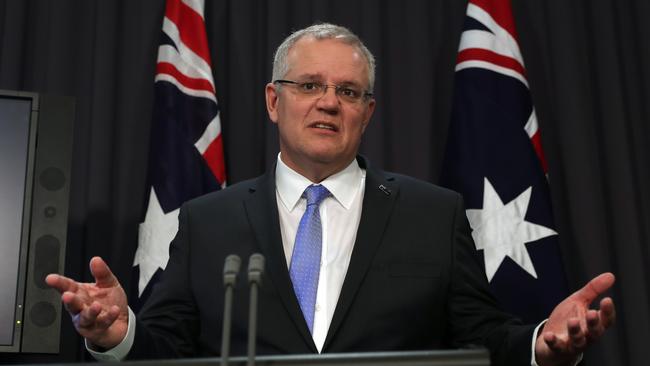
[466,178,557,282]
[133,188,179,295]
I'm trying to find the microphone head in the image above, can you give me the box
[248,253,265,285]
[223,254,241,286]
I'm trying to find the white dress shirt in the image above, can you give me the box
[275,154,365,352]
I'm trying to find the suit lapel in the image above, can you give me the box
[323,158,400,350]
[242,170,318,352]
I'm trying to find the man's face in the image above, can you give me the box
[265,37,375,179]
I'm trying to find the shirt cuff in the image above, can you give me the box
[531,319,583,366]
[85,307,136,362]
[531,320,547,366]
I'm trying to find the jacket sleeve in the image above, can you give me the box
[447,193,537,365]
[128,204,201,359]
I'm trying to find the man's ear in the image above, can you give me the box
[265,83,279,124]
[361,98,376,133]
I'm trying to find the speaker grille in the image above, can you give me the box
[29,302,57,327]
[33,235,60,290]
[39,167,66,191]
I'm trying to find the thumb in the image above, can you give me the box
[575,272,615,304]
[89,256,119,288]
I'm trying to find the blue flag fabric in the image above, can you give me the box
[132,0,226,309]
[440,0,568,323]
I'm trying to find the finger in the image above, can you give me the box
[45,274,79,294]
[62,291,86,315]
[89,257,119,288]
[77,302,102,328]
[599,297,616,328]
[585,309,603,343]
[575,272,615,303]
[543,331,564,353]
[586,309,600,332]
[95,305,120,329]
[568,317,587,350]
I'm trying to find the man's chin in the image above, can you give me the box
[281,146,356,174]
[306,150,354,167]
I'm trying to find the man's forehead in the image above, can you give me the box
[285,38,369,84]
[288,37,361,58]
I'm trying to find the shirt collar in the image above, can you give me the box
[275,153,364,212]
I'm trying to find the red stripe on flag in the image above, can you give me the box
[156,62,215,93]
[202,134,226,184]
[165,0,212,67]
[470,0,519,41]
[530,131,548,174]
[457,48,526,78]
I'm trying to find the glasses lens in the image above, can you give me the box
[298,82,323,95]
[335,86,363,103]
[279,80,368,104]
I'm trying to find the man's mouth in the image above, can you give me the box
[310,122,338,132]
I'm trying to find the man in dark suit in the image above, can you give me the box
[47,23,615,366]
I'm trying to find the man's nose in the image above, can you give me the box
[315,86,340,113]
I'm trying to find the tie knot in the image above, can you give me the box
[304,184,331,206]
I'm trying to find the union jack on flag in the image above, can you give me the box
[440,0,568,323]
[133,0,226,305]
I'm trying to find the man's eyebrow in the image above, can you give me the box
[294,73,324,81]
[336,80,362,87]
[293,73,364,88]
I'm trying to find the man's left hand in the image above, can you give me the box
[534,272,616,366]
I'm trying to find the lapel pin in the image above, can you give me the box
[378,184,391,196]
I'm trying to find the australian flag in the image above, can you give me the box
[132,0,226,308]
[440,0,568,323]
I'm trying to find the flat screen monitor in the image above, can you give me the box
[0,94,36,351]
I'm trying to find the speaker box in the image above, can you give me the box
[21,94,74,353]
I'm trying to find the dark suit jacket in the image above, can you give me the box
[130,157,536,364]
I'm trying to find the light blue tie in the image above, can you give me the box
[289,184,330,333]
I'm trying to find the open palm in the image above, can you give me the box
[535,273,616,366]
[46,257,129,349]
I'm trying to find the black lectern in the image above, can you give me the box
[26,349,490,366]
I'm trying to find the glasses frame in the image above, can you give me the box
[273,79,373,103]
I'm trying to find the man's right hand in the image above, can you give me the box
[46,256,129,350]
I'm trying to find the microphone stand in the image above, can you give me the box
[246,253,265,366]
[221,255,241,366]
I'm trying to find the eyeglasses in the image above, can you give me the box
[273,80,373,104]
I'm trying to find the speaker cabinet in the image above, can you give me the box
[20,94,74,353]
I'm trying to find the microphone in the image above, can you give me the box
[221,255,241,366]
[246,253,265,366]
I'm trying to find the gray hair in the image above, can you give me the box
[272,23,376,93]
